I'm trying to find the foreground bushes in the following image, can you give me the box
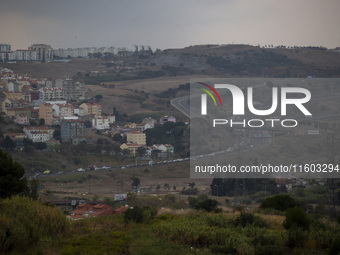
[153,211,340,254]
[124,206,157,223]
[0,196,69,253]
[283,206,310,231]
[260,194,299,211]
[60,230,129,255]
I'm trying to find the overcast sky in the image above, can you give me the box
[1,0,339,50]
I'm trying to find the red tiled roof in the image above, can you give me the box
[69,203,114,220]
[113,206,128,214]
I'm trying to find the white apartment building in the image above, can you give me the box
[0,44,11,52]
[38,88,64,101]
[8,50,37,62]
[92,115,115,130]
[23,126,54,142]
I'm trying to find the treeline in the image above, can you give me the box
[210,178,280,197]
[161,65,193,76]
[154,82,190,98]
[206,50,301,75]
[83,70,166,85]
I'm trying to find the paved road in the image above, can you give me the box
[171,95,193,117]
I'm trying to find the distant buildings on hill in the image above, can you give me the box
[0,43,151,63]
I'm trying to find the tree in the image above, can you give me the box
[0,136,16,150]
[113,134,125,143]
[131,177,140,187]
[95,94,103,100]
[26,179,40,200]
[34,142,47,150]
[188,182,195,188]
[283,206,310,230]
[53,130,61,140]
[23,138,34,147]
[260,194,299,211]
[0,148,28,198]
[164,183,170,190]
[137,146,146,157]
[84,120,92,128]
[195,198,220,212]
[122,148,130,157]
[39,118,45,126]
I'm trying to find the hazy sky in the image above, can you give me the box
[1,0,339,50]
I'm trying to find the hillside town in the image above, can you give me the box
[0,66,176,161]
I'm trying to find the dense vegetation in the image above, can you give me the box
[144,121,188,154]
[1,191,340,254]
[0,149,27,198]
[154,82,190,98]
[210,178,278,197]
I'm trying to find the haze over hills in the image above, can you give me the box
[2,44,340,79]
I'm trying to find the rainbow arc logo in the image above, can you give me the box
[198,82,222,115]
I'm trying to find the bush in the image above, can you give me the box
[188,194,209,208]
[124,206,157,223]
[328,238,340,255]
[181,187,198,195]
[0,196,68,253]
[260,194,299,211]
[60,230,129,255]
[234,212,268,228]
[195,199,221,212]
[283,206,310,231]
[253,234,284,255]
[286,228,308,248]
[124,207,144,223]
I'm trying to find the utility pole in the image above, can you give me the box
[214,184,219,197]
[263,181,267,197]
[234,133,242,205]
[326,132,336,216]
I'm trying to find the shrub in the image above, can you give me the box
[286,228,308,248]
[195,199,221,212]
[0,196,68,253]
[124,206,157,223]
[328,238,340,255]
[60,230,129,255]
[283,206,310,231]
[260,194,299,211]
[180,187,197,195]
[234,212,268,228]
[188,194,209,208]
[124,207,144,223]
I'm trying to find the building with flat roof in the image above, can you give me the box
[60,117,85,143]
[39,103,53,125]
[126,130,146,145]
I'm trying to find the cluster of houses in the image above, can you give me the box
[0,67,176,157]
[0,67,113,146]
[116,116,176,157]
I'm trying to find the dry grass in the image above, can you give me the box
[40,161,212,200]
[258,214,285,229]
[85,75,196,119]
[2,59,104,78]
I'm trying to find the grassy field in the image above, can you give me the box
[85,75,198,121]
[38,160,213,201]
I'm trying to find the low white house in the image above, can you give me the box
[92,116,115,130]
[152,144,174,153]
